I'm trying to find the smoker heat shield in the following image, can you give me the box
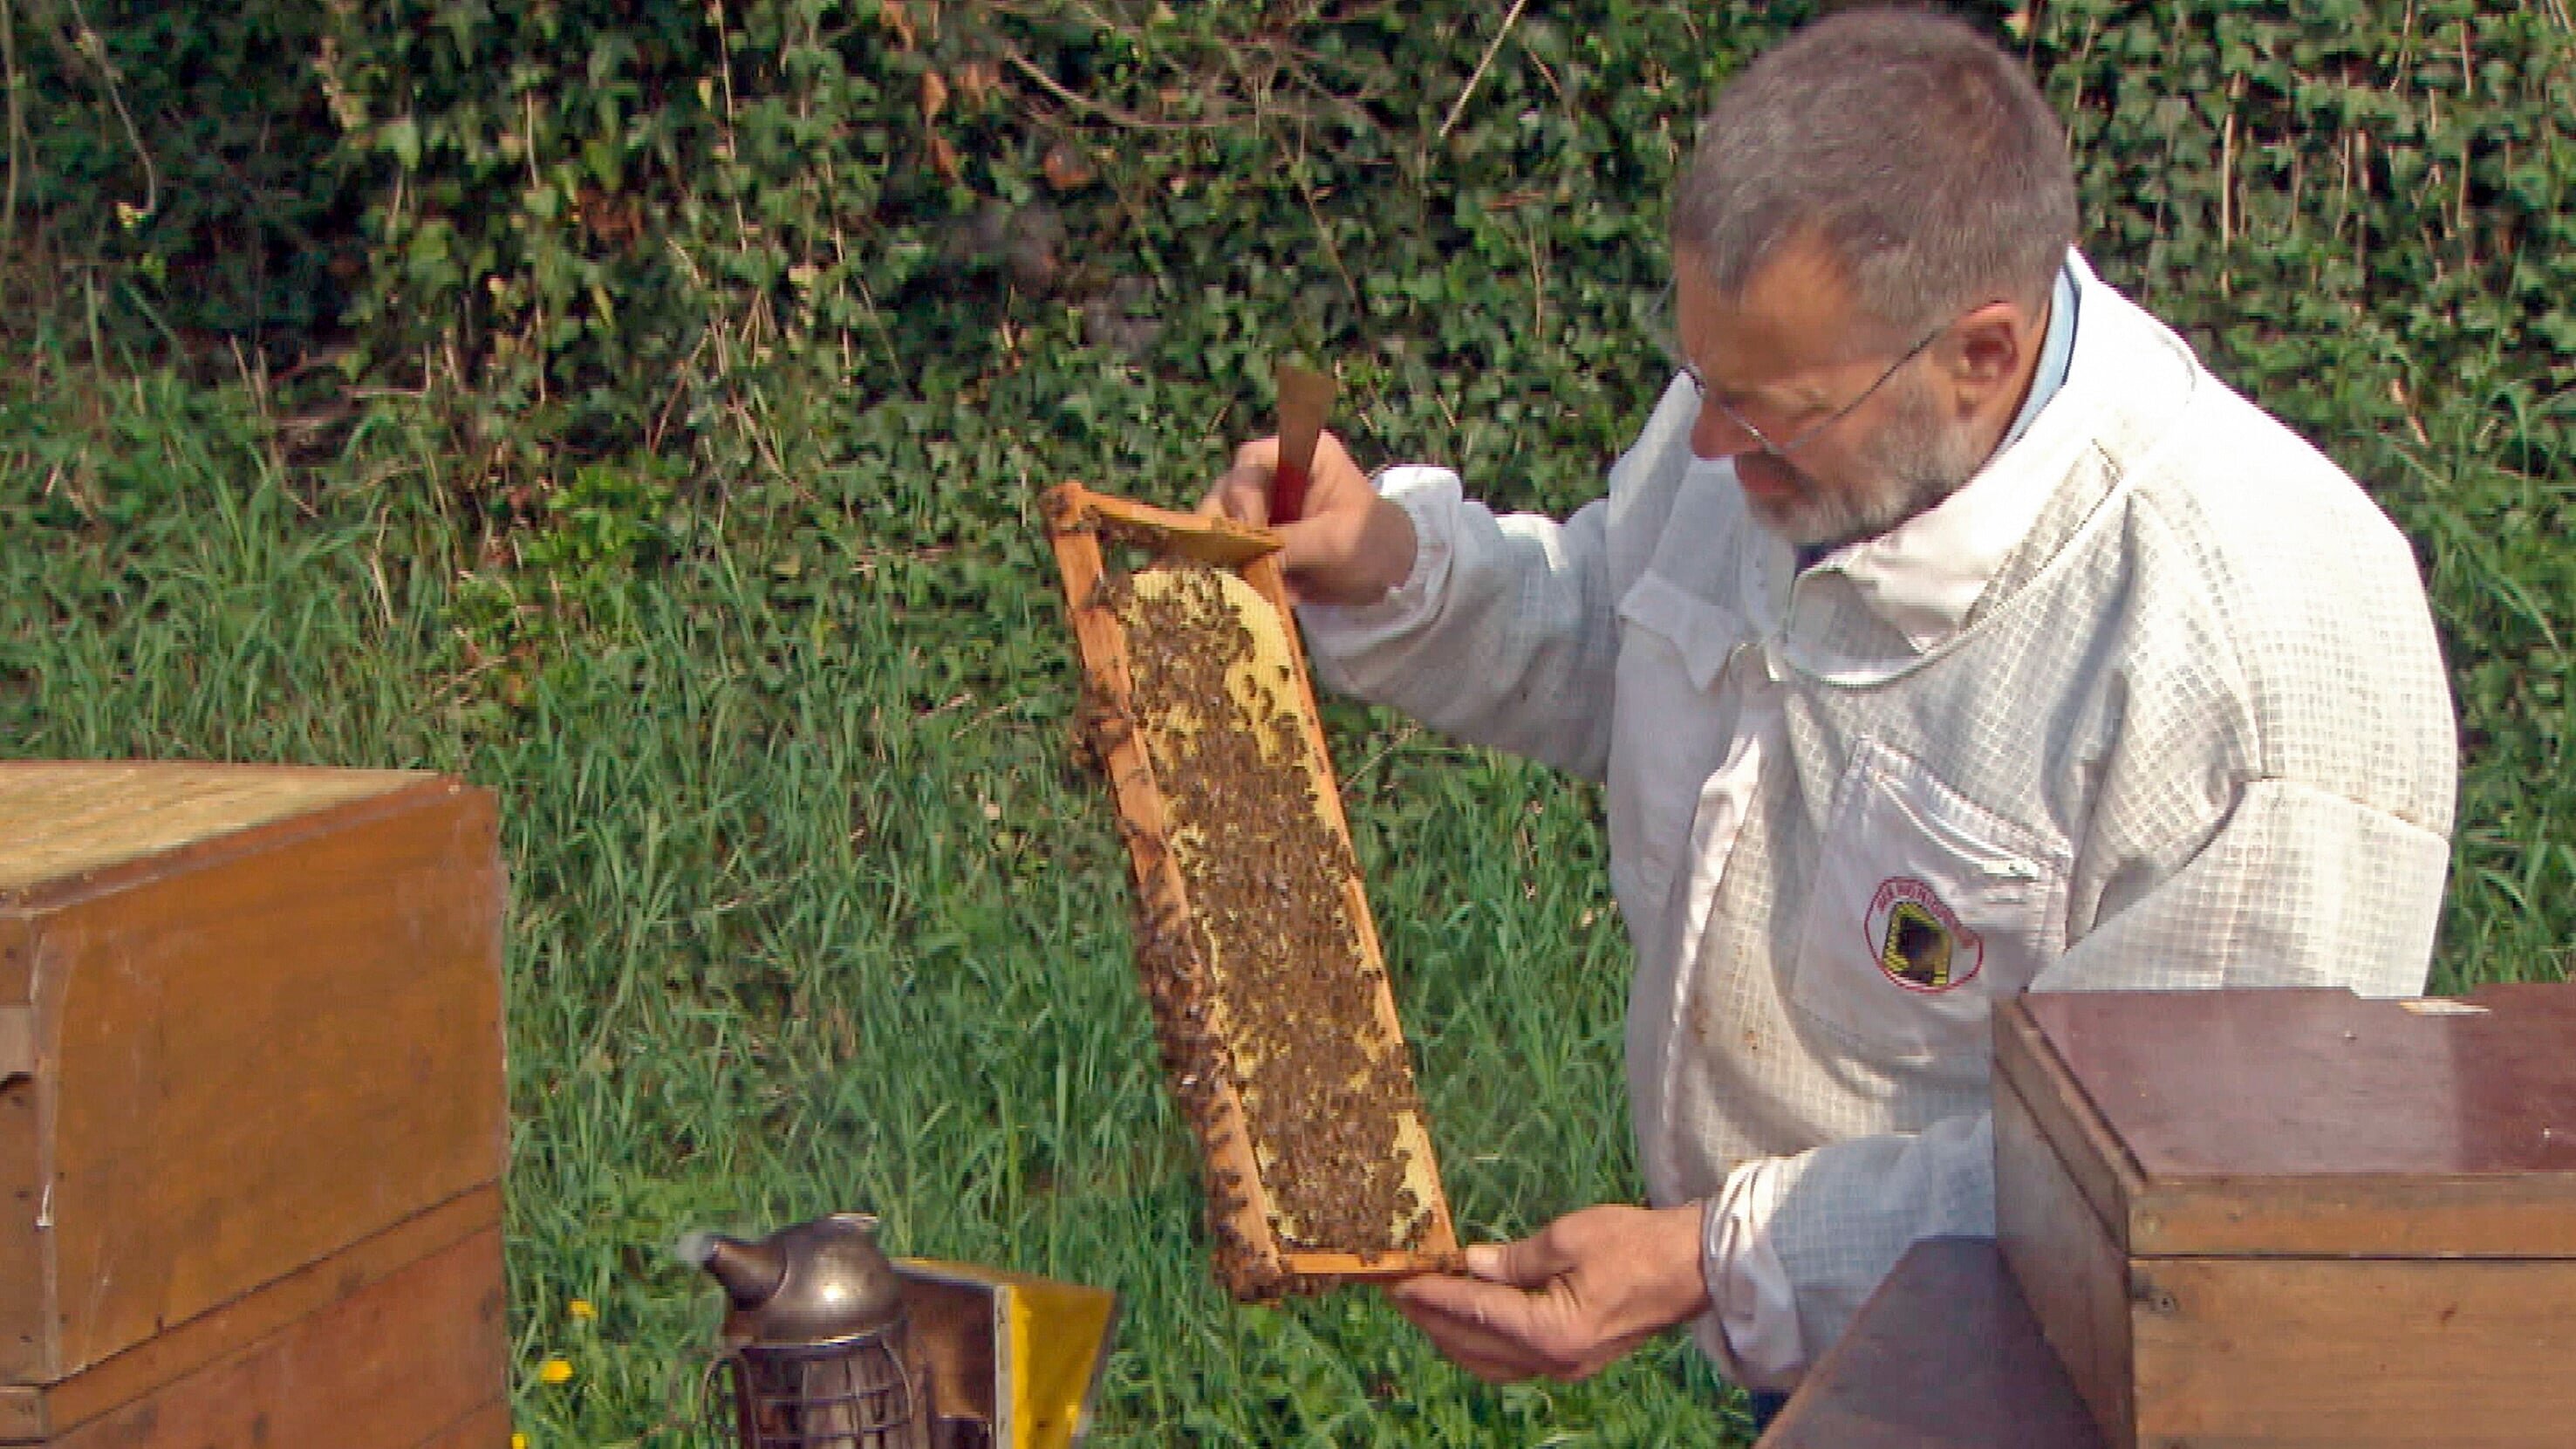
[892,1260,1116,1449]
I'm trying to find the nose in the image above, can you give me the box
[1690,396,1762,461]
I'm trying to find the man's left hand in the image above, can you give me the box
[1384,1201,1712,1383]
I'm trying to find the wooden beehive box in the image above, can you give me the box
[0,763,509,1447]
[1042,484,1459,1297]
[1995,986,2576,1449]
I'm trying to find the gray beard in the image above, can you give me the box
[1747,379,1987,550]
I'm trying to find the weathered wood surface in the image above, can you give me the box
[406,1399,514,1449]
[2128,1255,2576,1448]
[0,763,426,897]
[1995,1065,2138,1449]
[4,1222,507,1448]
[1997,987,2576,1449]
[1758,1237,2103,1449]
[1042,484,1458,1286]
[1,1186,499,1440]
[1,766,507,1385]
[2019,986,2576,1258]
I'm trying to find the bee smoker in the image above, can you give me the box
[681,1213,936,1449]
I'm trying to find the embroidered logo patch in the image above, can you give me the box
[1864,877,1984,992]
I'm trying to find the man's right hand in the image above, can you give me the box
[1199,429,1418,605]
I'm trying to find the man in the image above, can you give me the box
[1202,9,2457,1408]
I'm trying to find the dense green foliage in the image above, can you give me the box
[2037,0,2576,984]
[5,0,2570,1442]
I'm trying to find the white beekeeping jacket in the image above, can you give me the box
[1296,251,2458,1389]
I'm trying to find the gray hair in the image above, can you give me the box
[1671,9,2076,340]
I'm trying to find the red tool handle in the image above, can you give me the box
[1271,363,1336,528]
[1271,460,1312,526]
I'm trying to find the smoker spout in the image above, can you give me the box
[676,1229,786,1310]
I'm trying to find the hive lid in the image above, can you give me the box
[2007,986,2576,1259]
[0,763,426,899]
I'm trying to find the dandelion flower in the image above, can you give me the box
[568,1298,597,1322]
[538,1357,575,1385]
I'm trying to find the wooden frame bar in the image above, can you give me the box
[1042,483,1459,1290]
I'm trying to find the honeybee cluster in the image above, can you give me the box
[1099,563,1431,1288]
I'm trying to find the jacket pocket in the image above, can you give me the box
[1606,572,1752,930]
[1788,737,2067,1069]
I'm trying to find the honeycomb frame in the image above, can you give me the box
[1042,482,1461,1297]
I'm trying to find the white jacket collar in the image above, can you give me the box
[1796,250,2128,654]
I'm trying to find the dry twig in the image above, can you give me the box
[1436,0,1530,145]
[1001,46,1240,132]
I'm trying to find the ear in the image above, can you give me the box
[1939,298,2040,410]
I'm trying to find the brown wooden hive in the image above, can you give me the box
[1042,483,1460,1298]
[1996,986,2576,1449]
[0,763,509,1446]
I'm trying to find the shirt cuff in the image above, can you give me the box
[1699,1155,1807,1392]
[1295,464,1459,639]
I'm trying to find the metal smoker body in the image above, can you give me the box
[685,1213,935,1449]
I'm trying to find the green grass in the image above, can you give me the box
[0,354,1751,1443]
[7,302,2564,1444]
[2384,397,2576,991]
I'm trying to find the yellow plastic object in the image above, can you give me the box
[896,1259,1118,1449]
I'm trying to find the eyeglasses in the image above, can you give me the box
[1678,321,1949,460]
